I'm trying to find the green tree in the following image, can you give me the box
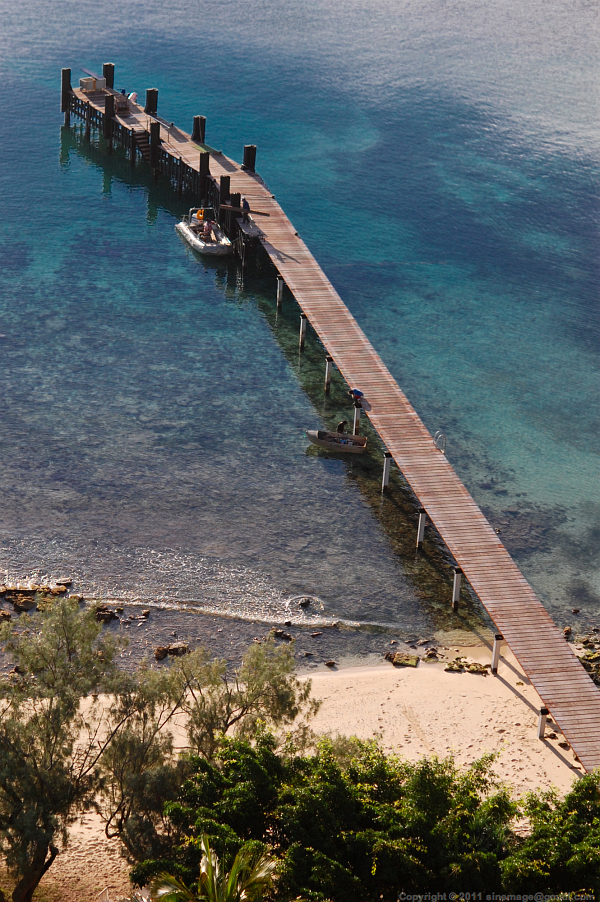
[175,642,320,761]
[99,640,320,865]
[150,834,276,902]
[132,736,517,901]
[0,598,128,902]
[501,773,600,894]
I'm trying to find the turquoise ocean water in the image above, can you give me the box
[0,0,598,639]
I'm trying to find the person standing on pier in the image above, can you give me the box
[242,197,250,223]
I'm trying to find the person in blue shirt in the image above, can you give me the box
[242,197,250,223]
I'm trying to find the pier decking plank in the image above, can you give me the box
[71,87,600,772]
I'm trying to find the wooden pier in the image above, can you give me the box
[62,67,600,773]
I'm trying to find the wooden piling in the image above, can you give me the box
[491,633,503,674]
[242,144,257,172]
[144,88,158,115]
[452,567,462,611]
[324,354,333,392]
[382,451,392,491]
[537,707,549,740]
[220,175,230,202]
[103,94,115,141]
[299,313,308,350]
[199,151,210,200]
[192,115,206,144]
[353,403,361,436]
[102,62,115,90]
[416,508,427,548]
[61,68,71,125]
[149,120,160,168]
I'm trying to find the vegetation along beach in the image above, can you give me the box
[0,0,598,898]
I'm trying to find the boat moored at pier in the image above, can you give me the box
[176,207,233,256]
[306,430,367,453]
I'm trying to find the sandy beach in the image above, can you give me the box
[20,640,583,902]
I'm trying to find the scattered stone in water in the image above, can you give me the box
[0,586,6,595]
[50,586,67,595]
[68,594,84,603]
[298,598,312,608]
[95,605,118,623]
[311,632,322,638]
[284,620,292,627]
[54,578,73,587]
[390,640,397,645]
[303,652,314,657]
[0,611,11,621]
[155,642,189,660]
[12,598,37,612]
[385,652,419,668]
[141,609,150,617]
[563,627,572,637]
[572,608,580,614]
[271,629,293,641]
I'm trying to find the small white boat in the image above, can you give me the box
[176,207,233,256]
[306,429,367,454]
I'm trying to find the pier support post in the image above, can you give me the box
[242,144,257,172]
[61,68,71,125]
[130,129,136,166]
[353,403,361,436]
[149,120,160,168]
[85,100,92,139]
[192,116,206,143]
[382,451,392,492]
[102,62,115,89]
[491,633,503,674]
[277,276,284,311]
[537,707,549,740]
[199,151,210,200]
[220,175,230,203]
[324,354,333,393]
[103,93,115,143]
[452,567,462,611]
[416,508,427,548]
[144,88,158,115]
[299,313,308,350]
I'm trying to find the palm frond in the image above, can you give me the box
[149,871,200,902]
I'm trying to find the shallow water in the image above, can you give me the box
[0,0,597,642]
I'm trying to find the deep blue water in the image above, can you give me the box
[0,0,598,638]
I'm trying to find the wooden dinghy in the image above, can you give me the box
[306,430,367,453]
